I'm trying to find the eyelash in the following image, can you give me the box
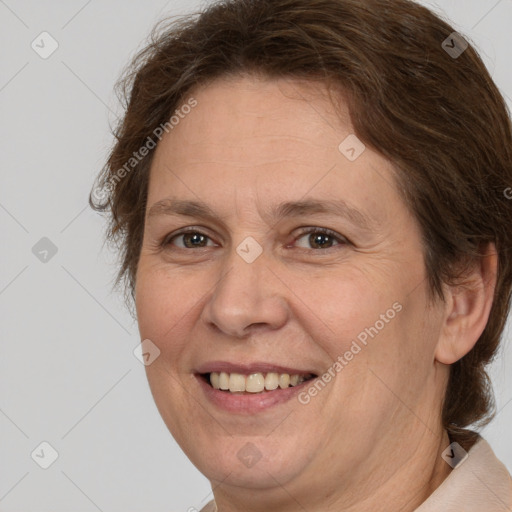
[161,227,349,251]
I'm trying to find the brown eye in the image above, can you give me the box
[294,228,347,250]
[164,230,215,249]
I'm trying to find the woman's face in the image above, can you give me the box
[135,76,448,501]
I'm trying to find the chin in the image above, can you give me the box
[183,432,315,489]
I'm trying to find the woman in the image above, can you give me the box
[91,0,512,510]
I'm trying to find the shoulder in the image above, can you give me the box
[416,437,512,511]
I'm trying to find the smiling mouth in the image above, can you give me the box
[200,372,317,394]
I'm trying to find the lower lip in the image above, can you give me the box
[196,375,314,413]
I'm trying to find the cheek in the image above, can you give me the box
[302,264,434,392]
[134,266,196,427]
[290,266,400,348]
[135,262,194,354]
[360,285,441,406]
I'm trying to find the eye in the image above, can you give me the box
[293,227,348,250]
[161,227,349,251]
[163,228,216,249]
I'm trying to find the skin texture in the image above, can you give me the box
[135,75,497,512]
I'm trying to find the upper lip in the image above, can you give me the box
[195,361,317,376]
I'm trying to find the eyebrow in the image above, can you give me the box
[147,197,375,231]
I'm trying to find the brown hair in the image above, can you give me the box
[90,0,512,449]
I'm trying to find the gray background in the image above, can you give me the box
[1,0,511,510]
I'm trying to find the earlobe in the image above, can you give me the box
[434,243,498,365]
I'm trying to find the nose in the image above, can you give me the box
[201,244,290,338]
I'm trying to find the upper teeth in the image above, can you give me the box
[209,372,309,393]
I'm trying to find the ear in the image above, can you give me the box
[434,243,498,365]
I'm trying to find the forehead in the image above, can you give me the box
[147,75,400,227]
[156,75,351,164]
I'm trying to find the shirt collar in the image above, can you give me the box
[415,437,512,511]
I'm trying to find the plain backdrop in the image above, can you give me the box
[1,0,511,511]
